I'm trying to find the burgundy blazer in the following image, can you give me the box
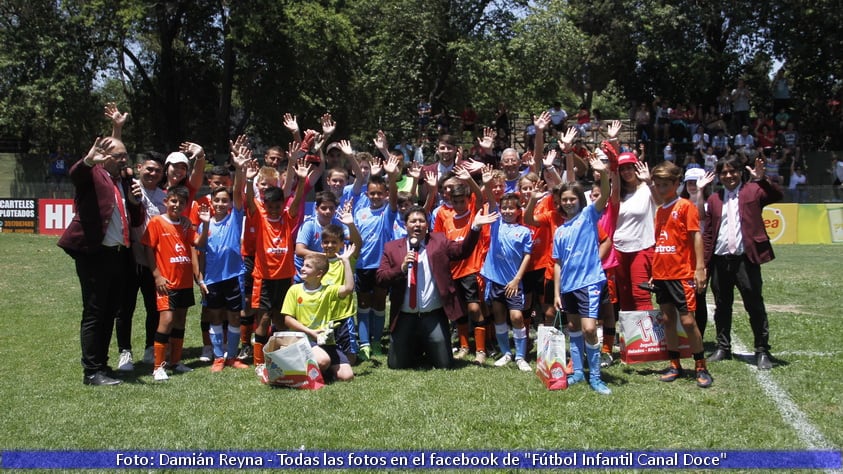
[377,229,480,327]
[703,177,783,266]
[57,159,143,256]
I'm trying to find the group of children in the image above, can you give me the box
[137,114,713,395]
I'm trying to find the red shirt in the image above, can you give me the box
[142,215,197,290]
[653,198,699,280]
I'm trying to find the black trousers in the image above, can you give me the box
[121,263,159,350]
[709,255,770,353]
[74,246,132,375]
[388,309,453,370]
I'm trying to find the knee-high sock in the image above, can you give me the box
[357,306,371,347]
[569,331,584,374]
[495,323,511,356]
[169,328,185,365]
[457,322,470,349]
[371,309,386,347]
[513,326,528,360]
[586,341,602,384]
[474,326,486,353]
[226,325,241,359]
[153,332,169,369]
[209,324,225,359]
[253,334,268,366]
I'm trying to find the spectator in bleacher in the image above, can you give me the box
[733,125,757,161]
[788,164,807,203]
[549,101,568,132]
[634,102,651,142]
[712,129,730,158]
[523,114,537,152]
[730,79,752,133]
[772,69,791,114]
[653,97,671,142]
[704,104,727,135]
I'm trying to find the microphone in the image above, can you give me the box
[408,236,420,271]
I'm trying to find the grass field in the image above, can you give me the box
[0,234,840,472]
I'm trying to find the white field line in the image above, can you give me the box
[707,304,841,473]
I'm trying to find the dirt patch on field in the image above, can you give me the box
[765,304,804,313]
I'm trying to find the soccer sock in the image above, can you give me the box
[474,326,486,353]
[586,341,602,384]
[602,327,615,354]
[457,322,470,349]
[227,326,241,360]
[357,306,371,347]
[169,328,185,365]
[371,309,386,349]
[153,332,169,369]
[485,320,496,350]
[209,324,224,359]
[239,315,253,346]
[253,334,269,366]
[495,323,511,356]
[513,327,528,360]
[569,331,585,374]
[668,350,681,369]
[201,321,211,347]
[693,352,707,371]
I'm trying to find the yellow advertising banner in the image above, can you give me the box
[762,204,798,245]
[791,204,843,244]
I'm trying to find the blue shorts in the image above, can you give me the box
[561,282,605,319]
[486,280,525,311]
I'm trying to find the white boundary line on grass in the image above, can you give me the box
[708,305,841,474]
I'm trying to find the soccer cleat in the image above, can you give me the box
[153,364,169,381]
[494,353,512,367]
[590,380,612,395]
[236,345,253,361]
[225,358,250,369]
[474,351,487,366]
[199,345,213,362]
[695,368,713,388]
[659,366,682,382]
[255,363,268,384]
[567,370,585,386]
[171,363,193,373]
[117,350,134,372]
[358,345,371,361]
[211,358,225,373]
[142,346,154,364]
[453,347,469,360]
[599,352,613,368]
[515,358,532,372]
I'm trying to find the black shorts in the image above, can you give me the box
[543,278,556,305]
[242,255,255,295]
[156,287,195,312]
[456,274,482,304]
[251,277,292,312]
[522,269,545,297]
[355,268,378,293]
[205,277,243,312]
[561,283,604,319]
[487,281,525,311]
[310,340,350,366]
[333,317,354,356]
[653,279,696,314]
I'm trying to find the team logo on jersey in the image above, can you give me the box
[671,210,679,220]
[659,230,669,242]
[174,243,186,254]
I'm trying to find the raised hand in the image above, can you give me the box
[473,209,500,227]
[459,158,485,174]
[697,170,716,189]
[337,201,354,226]
[338,139,353,156]
[179,142,205,160]
[407,162,422,180]
[454,165,472,181]
[607,120,622,139]
[373,130,388,151]
[543,149,558,168]
[245,159,260,180]
[534,111,551,131]
[283,113,299,134]
[478,127,495,149]
[337,242,357,261]
[321,113,336,136]
[294,157,312,179]
[370,158,384,177]
[481,164,494,184]
[589,154,608,173]
[560,126,578,147]
[103,102,128,128]
[197,202,211,224]
[230,144,253,170]
[383,154,401,176]
[424,170,437,189]
[747,157,766,180]
[634,160,652,183]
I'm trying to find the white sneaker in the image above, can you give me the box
[171,363,193,373]
[142,346,154,364]
[117,350,134,372]
[199,345,213,362]
[153,364,169,381]
[494,353,513,367]
[515,358,532,372]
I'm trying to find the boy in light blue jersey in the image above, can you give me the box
[478,193,533,371]
[294,191,352,281]
[352,154,400,359]
[552,154,612,395]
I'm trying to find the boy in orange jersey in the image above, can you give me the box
[648,161,712,388]
[246,159,310,383]
[142,186,210,381]
[433,175,490,364]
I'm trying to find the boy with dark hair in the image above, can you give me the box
[142,186,211,380]
[649,161,711,388]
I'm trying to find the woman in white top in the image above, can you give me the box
[612,152,659,310]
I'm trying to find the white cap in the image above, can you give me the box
[684,167,706,182]
[165,152,189,166]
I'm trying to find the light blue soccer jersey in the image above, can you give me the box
[552,204,606,293]
[481,217,533,286]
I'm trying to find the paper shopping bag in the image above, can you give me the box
[263,331,325,390]
[618,310,692,364]
[535,324,568,390]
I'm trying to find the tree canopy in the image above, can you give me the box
[1,0,840,156]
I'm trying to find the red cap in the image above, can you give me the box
[617,152,638,167]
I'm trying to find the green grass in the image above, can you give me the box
[0,235,840,473]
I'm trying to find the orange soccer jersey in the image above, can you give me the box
[532,196,565,280]
[142,215,198,290]
[252,203,296,280]
[652,197,700,281]
[188,195,212,228]
[435,203,489,279]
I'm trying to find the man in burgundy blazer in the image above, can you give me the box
[59,137,142,385]
[377,205,493,369]
[703,155,782,369]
